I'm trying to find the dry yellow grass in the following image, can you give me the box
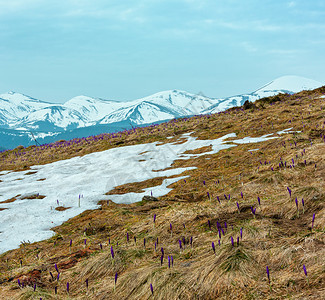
[0,87,324,299]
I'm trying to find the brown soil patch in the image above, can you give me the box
[55,206,71,211]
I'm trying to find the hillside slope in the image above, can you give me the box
[0,87,324,299]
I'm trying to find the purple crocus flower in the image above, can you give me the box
[295,198,298,210]
[266,266,270,283]
[251,206,256,216]
[171,256,174,267]
[236,202,240,212]
[177,239,182,249]
[34,283,36,292]
[240,228,243,240]
[127,232,129,243]
[67,282,69,293]
[170,223,172,232]
[144,238,146,248]
[237,237,240,246]
[303,265,307,276]
[224,194,227,200]
[161,247,164,256]
[153,214,156,224]
[241,192,243,198]
[70,239,72,247]
[212,242,216,254]
[18,279,21,287]
[312,213,315,229]
[57,273,60,282]
[231,236,234,246]
[218,240,221,245]
[134,236,137,244]
[114,272,118,286]
[168,256,171,268]
[160,255,164,265]
[287,187,292,197]
[150,283,154,295]
[203,180,206,185]
[257,197,261,206]
[110,246,114,259]
[207,191,210,199]
[49,271,54,280]
[217,196,220,203]
[302,198,304,207]
[55,286,57,294]
[85,278,89,290]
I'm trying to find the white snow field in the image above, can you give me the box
[0,129,291,254]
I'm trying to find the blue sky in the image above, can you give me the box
[0,0,324,103]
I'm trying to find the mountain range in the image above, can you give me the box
[0,75,323,150]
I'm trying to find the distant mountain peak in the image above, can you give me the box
[255,75,323,94]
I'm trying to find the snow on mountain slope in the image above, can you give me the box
[255,75,322,94]
[98,90,213,125]
[64,96,124,122]
[0,129,292,253]
[13,106,89,131]
[0,92,52,124]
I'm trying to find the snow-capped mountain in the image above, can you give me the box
[0,75,323,149]
[203,75,323,114]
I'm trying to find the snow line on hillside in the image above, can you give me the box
[0,129,291,254]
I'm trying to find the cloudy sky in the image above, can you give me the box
[0,0,324,103]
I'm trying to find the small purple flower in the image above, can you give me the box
[207,191,210,199]
[55,263,59,273]
[57,273,60,282]
[212,242,216,254]
[171,256,174,267]
[240,228,243,239]
[127,232,129,243]
[178,239,182,249]
[70,239,72,247]
[218,239,221,245]
[203,180,206,185]
[217,196,220,203]
[236,202,240,212]
[34,283,36,292]
[144,238,146,248]
[85,278,89,290]
[302,198,304,207]
[295,198,298,210]
[55,286,57,294]
[168,256,171,268]
[153,214,156,223]
[231,236,234,246]
[170,223,172,231]
[110,246,114,259]
[115,272,118,286]
[303,265,307,276]
[287,187,292,197]
[67,282,69,293]
[161,247,164,256]
[160,255,164,265]
[257,197,261,206]
[150,283,154,295]
[266,266,270,283]
[18,279,21,287]
[241,191,243,198]
[237,237,239,246]
[312,213,315,229]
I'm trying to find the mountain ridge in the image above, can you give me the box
[0,76,323,149]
